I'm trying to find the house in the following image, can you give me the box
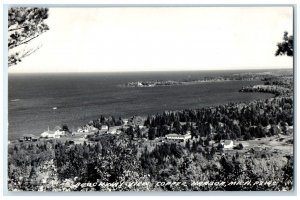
[54,129,66,138]
[78,125,98,133]
[108,128,116,134]
[40,130,55,138]
[101,125,109,131]
[82,126,90,133]
[41,131,50,138]
[166,132,191,142]
[40,129,65,139]
[180,122,186,126]
[138,125,146,129]
[107,127,120,134]
[83,127,89,132]
[20,134,38,142]
[221,140,234,149]
[123,119,129,125]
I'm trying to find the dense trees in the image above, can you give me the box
[8,136,293,191]
[8,7,49,66]
[275,31,293,57]
[143,96,292,141]
[88,115,124,129]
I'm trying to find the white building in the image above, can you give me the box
[123,119,129,125]
[101,125,109,131]
[221,140,234,149]
[166,132,191,142]
[78,125,98,133]
[41,131,50,138]
[108,129,116,134]
[54,130,66,137]
[137,82,143,87]
[108,127,120,134]
[40,129,66,138]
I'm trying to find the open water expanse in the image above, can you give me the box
[8,70,274,140]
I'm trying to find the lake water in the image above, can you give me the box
[8,70,274,140]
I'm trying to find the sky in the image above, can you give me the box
[8,7,293,73]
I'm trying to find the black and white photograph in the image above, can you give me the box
[5,5,294,192]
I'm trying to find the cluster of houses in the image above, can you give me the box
[18,116,236,151]
[19,127,66,142]
[164,131,235,149]
[19,123,124,143]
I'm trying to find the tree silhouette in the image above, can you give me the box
[8,7,49,67]
[275,31,293,57]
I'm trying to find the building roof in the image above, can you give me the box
[166,133,191,139]
[166,133,182,137]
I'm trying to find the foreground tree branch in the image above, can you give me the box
[8,7,49,67]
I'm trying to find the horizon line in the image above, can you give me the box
[8,67,293,74]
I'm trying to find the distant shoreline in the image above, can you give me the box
[124,79,234,88]
[8,68,293,75]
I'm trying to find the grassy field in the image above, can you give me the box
[239,134,293,155]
